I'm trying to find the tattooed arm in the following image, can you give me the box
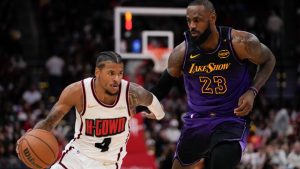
[168,41,186,77]
[232,30,276,90]
[231,30,276,116]
[129,83,165,120]
[34,82,83,131]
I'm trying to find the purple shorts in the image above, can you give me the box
[174,113,249,165]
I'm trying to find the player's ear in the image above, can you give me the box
[95,67,100,76]
[209,10,216,23]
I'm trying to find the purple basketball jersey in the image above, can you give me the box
[182,26,251,117]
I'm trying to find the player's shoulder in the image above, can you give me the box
[231,29,261,60]
[167,41,186,77]
[62,80,83,96]
[128,82,151,99]
[231,29,259,44]
[173,41,186,54]
[128,82,143,93]
[169,41,186,63]
[57,80,84,105]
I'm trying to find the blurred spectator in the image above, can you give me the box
[45,55,65,96]
[287,142,300,169]
[241,143,267,169]
[22,84,42,106]
[268,141,288,169]
[266,10,284,34]
[272,108,290,137]
[266,10,284,51]
[10,55,27,71]
[161,118,180,143]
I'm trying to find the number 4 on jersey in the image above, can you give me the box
[95,138,112,152]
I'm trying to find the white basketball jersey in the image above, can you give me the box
[68,77,131,164]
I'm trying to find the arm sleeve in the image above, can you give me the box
[136,69,178,113]
[150,69,178,101]
[147,94,165,120]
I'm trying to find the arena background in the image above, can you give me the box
[0,0,299,168]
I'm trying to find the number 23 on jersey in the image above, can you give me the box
[199,76,227,94]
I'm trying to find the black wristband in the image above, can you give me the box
[136,69,178,113]
[150,69,178,101]
[136,106,149,113]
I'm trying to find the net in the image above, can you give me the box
[147,47,171,73]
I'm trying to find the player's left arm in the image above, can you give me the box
[232,30,276,116]
[128,82,165,120]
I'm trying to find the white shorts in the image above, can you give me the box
[50,146,123,169]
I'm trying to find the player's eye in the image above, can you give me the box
[193,18,200,23]
[108,71,115,76]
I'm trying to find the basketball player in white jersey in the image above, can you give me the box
[16,51,165,169]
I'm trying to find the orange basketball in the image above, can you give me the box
[18,129,59,169]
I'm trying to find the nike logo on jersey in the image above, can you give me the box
[87,104,98,108]
[190,54,201,59]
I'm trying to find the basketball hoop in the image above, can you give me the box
[147,47,171,73]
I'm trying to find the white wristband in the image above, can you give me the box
[147,94,165,120]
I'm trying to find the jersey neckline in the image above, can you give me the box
[195,26,222,54]
[91,78,121,108]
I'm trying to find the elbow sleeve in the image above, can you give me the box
[150,69,178,101]
[147,94,165,120]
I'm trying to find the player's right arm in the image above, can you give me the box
[135,42,186,113]
[150,41,186,100]
[34,82,83,131]
[16,82,82,156]
[129,82,165,120]
[167,41,186,78]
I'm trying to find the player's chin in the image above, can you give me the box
[191,31,200,36]
[190,35,200,42]
[106,89,119,96]
[111,89,120,95]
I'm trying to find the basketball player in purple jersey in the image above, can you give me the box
[145,0,276,169]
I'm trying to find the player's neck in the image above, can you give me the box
[199,27,219,51]
[94,79,118,105]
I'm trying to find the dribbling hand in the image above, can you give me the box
[16,128,32,159]
[234,90,255,116]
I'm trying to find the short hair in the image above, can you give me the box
[188,0,215,12]
[96,51,123,69]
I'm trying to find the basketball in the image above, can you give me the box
[17,129,59,169]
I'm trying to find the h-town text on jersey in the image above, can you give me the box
[85,117,127,137]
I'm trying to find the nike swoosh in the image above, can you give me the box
[87,105,98,108]
[190,54,200,59]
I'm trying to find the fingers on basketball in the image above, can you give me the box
[17,129,59,169]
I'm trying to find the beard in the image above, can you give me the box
[105,89,119,96]
[190,24,212,45]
